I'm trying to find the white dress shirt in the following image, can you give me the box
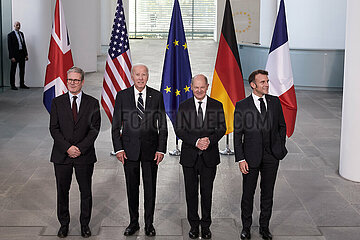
[14,30,23,50]
[134,86,147,109]
[68,91,82,112]
[251,92,267,113]
[194,95,207,121]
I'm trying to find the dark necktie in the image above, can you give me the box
[259,98,266,118]
[72,96,78,122]
[197,101,203,127]
[137,92,145,121]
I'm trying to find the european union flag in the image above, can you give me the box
[161,0,193,127]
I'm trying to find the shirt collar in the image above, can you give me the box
[251,92,265,102]
[69,91,83,101]
[134,86,147,96]
[194,95,208,105]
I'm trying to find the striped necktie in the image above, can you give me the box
[137,93,144,121]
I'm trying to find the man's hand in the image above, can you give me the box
[116,151,127,164]
[67,145,81,158]
[196,137,210,151]
[25,56,28,61]
[239,161,249,174]
[154,152,164,165]
[11,58,16,63]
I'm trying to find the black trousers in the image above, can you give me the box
[183,155,217,229]
[10,50,26,87]
[241,152,279,229]
[54,163,94,226]
[124,157,158,227]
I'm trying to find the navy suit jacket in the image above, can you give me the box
[112,86,168,161]
[175,96,226,168]
[49,92,101,164]
[7,31,28,60]
[234,94,287,168]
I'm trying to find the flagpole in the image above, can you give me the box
[219,134,234,155]
[169,137,181,156]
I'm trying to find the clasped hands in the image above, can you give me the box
[196,137,210,151]
[67,145,81,158]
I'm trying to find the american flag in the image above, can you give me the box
[101,0,132,122]
[43,0,74,113]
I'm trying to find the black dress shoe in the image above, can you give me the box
[188,226,199,239]
[11,86,18,90]
[145,224,156,236]
[201,227,212,239]
[57,225,69,238]
[20,85,29,89]
[240,228,251,239]
[124,224,140,236]
[81,225,91,238]
[259,227,272,240]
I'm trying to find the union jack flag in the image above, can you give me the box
[43,0,74,113]
[101,0,132,122]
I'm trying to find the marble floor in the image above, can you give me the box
[0,39,359,240]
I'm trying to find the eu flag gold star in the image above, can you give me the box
[183,42,187,50]
[173,40,179,46]
[166,44,169,50]
[175,89,181,96]
[184,85,190,92]
[164,86,171,93]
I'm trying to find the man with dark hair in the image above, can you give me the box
[176,74,226,239]
[50,67,101,238]
[7,21,29,90]
[112,64,168,237]
[234,69,287,240]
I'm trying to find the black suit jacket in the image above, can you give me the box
[49,93,101,164]
[112,86,168,161]
[175,96,226,168]
[234,94,287,168]
[7,31,28,60]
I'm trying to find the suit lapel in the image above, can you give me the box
[265,95,274,128]
[145,87,152,112]
[129,86,140,126]
[75,93,88,125]
[62,93,73,122]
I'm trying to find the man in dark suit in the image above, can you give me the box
[7,21,29,90]
[175,74,226,239]
[50,67,101,238]
[234,70,287,240]
[112,64,168,237]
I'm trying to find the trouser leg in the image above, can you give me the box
[141,160,158,226]
[124,160,140,226]
[199,163,216,228]
[54,164,73,226]
[259,155,279,228]
[74,164,94,226]
[183,166,200,228]
[10,61,17,87]
[241,167,260,229]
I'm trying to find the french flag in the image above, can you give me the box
[266,0,297,137]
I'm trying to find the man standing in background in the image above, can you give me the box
[8,21,29,90]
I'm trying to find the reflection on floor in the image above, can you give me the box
[0,39,359,240]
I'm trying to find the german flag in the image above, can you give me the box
[210,0,245,135]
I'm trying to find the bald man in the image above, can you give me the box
[8,21,29,90]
